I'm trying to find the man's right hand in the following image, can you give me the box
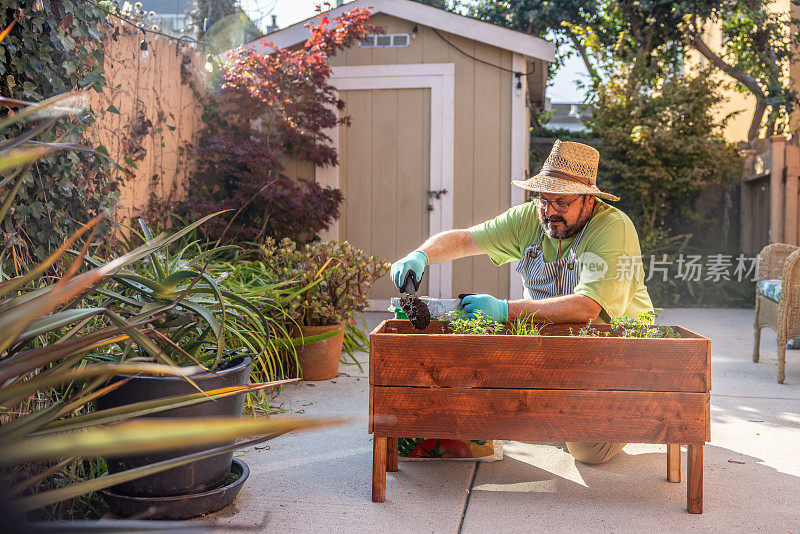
[390,250,429,292]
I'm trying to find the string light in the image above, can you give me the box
[33,0,45,12]
[139,34,149,62]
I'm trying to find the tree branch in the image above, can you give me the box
[689,32,767,140]
[568,33,600,83]
[689,32,765,99]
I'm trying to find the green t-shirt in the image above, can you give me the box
[469,198,653,324]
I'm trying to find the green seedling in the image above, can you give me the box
[444,310,504,335]
[507,312,549,336]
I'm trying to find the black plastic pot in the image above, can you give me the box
[95,356,253,497]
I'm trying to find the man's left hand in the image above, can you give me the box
[460,294,508,322]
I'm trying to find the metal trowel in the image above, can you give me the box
[399,271,431,330]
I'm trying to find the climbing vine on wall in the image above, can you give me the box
[0,0,117,269]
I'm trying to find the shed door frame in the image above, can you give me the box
[318,63,455,308]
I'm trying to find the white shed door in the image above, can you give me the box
[338,88,432,301]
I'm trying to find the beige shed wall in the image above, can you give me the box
[326,13,518,299]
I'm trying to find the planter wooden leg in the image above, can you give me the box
[687,444,703,513]
[667,444,681,483]
[372,436,387,502]
[386,437,398,472]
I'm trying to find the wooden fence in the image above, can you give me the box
[740,135,800,255]
[89,24,205,225]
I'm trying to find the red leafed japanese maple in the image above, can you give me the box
[175,6,381,243]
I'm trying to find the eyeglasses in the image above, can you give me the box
[532,194,584,213]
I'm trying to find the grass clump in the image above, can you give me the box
[507,312,549,336]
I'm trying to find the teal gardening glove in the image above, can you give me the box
[390,250,429,291]
[460,294,509,322]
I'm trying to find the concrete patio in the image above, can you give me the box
[201,308,800,533]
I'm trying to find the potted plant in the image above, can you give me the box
[0,64,338,527]
[83,218,325,516]
[262,238,390,380]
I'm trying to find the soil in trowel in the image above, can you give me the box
[400,294,431,330]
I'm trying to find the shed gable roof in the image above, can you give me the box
[243,0,555,63]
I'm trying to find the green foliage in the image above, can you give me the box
[569,308,680,338]
[0,1,120,266]
[261,237,390,327]
[444,309,504,335]
[0,209,319,520]
[609,311,679,338]
[718,0,800,137]
[568,319,610,338]
[469,1,799,139]
[589,70,741,251]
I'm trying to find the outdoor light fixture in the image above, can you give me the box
[33,0,44,12]
[412,25,418,38]
[139,38,149,62]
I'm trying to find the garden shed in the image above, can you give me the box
[243,0,555,307]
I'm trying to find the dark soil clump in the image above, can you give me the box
[400,294,431,330]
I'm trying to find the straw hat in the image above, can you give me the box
[512,140,620,202]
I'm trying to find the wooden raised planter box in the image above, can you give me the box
[369,320,711,513]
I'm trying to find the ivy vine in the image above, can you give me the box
[0,0,118,269]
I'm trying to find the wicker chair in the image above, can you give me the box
[753,243,800,383]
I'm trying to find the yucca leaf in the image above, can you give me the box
[0,91,84,131]
[0,116,57,153]
[0,377,123,446]
[0,363,202,407]
[0,160,36,223]
[14,434,286,513]
[4,416,343,465]
[276,329,343,348]
[0,317,156,384]
[14,307,105,344]
[0,20,15,43]
[156,270,204,294]
[34,379,299,434]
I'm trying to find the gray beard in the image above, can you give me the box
[542,218,583,239]
[539,201,593,239]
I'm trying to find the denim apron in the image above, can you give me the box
[516,224,588,299]
[514,223,625,462]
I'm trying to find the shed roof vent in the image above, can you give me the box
[359,34,411,48]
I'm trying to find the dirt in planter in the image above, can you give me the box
[400,294,431,330]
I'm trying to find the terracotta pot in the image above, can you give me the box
[293,323,345,380]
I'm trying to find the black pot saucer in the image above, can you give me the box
[102,458,249,520]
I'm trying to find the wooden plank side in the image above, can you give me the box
[372,387,708,443]
[370,331,710,392]
[369,384,374,433]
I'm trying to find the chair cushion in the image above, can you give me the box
[758,279,782,302]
